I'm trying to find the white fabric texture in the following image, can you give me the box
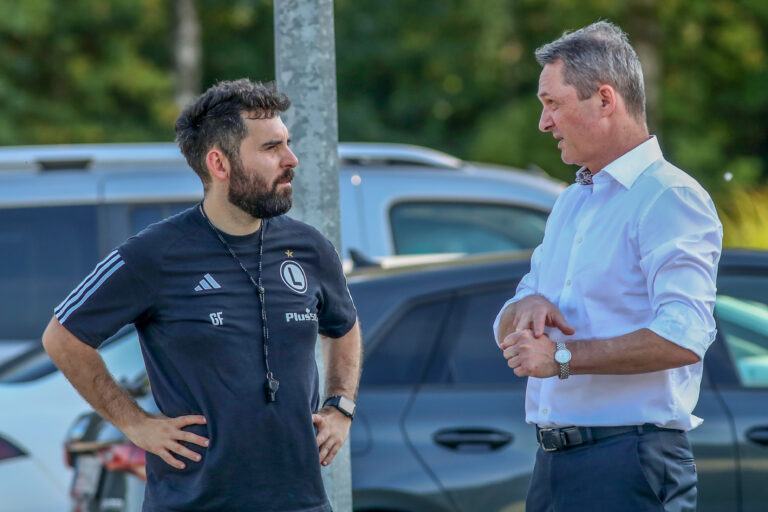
[493,136,722,431]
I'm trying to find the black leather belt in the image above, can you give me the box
[536,424,680,452]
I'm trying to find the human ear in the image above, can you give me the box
[597,85,616,116]
[205,148,230,182]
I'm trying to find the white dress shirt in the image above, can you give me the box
[493,136,722,431]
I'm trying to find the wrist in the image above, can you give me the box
[323,395,356,420]
[554,342,572,380]
[118,409,152,436]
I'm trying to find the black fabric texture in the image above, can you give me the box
[57,206,357,511]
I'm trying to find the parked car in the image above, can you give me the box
[0,142,563,365]
[0,143,564,511]
[62,250,768,512]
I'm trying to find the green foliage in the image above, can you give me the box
[718,186,768,249]
[3,0,768,212]
[0,0,175,144]
[333,0,768,191]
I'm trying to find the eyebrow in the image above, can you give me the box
[261,139,282,149]
[260,137,292,149]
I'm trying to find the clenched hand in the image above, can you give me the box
[498,294,574,343]
[500,329,559,378]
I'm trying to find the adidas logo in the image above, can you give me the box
[194,273,221,292]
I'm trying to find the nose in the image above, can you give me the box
[283,146,299,168]
[539,107,553,133]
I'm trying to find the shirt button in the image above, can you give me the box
[566,279,572,286]
[576,237,583,244]
[542,408,549,415]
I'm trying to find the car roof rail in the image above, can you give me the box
[0,141,463,172]
[0,143,186,172]
[338,143,462,169]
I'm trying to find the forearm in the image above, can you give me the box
[321,319,362,399]
[42,317,149,431]
[569,328,700,375]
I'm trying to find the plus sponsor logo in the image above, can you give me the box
[285,308,318,323]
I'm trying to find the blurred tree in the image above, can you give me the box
[0,0,177,144]
[3,0,768,201]
[334,0,768,196]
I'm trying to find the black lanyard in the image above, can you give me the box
[198,203,280,403]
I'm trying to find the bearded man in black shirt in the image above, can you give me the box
[43,79,361,512]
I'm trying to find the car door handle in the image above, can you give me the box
[433,428,513,451]
[746,427,768,446]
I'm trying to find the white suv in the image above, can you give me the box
[0,142,563,360]
[0,142,563,511]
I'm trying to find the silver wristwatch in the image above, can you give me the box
[554,342,572,380]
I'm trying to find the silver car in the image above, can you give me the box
[0,142,563,511]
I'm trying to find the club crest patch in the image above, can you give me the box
[280,260,308,294]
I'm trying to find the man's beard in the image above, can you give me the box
[228,158,294,219]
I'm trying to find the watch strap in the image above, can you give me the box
[323,395,355,419]
[557,342,570,380]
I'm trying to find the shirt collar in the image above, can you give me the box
[577,136,663,190]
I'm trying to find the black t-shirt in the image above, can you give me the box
[55,206,357,512]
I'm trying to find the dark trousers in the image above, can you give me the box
[526,427,697,512]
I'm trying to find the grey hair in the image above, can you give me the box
[535,21,646,123]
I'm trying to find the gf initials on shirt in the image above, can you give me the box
[209,312,224,326]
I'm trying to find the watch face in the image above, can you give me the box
[555,349,571,364]
[338,396,356,416]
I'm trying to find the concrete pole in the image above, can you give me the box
[274,2,351,512]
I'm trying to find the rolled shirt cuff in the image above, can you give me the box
[647,301,716,359]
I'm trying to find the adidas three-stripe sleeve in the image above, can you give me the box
[55,248,156,348]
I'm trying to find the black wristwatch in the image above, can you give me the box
[323,395,356,420]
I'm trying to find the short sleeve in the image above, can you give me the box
[316,238,357,338]
[54,247,156,348]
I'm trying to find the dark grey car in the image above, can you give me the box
[62,250,768,511]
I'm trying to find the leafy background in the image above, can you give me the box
[1,0,766,247]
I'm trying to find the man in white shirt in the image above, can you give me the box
[494,21,722,512]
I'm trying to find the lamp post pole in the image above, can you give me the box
[274,2,351,511]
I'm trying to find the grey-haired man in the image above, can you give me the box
[495,21,722,512]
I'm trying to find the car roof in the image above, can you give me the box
[0,142,564,208]
[718,249,768,271]
[0,141,525,174]
[346,249,768,335]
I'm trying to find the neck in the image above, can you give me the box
[587,122,650,174]
[201,195,262,236]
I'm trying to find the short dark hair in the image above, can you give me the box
[535,21,646,123]
[175,79,291,187]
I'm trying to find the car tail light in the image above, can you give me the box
[98,444,147,482]
[0,435,26,461]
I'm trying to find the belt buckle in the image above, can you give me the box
[537,428,563,452]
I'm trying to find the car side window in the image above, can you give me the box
[389,201,548,255]
[0,205,99,341]
[716,275,768,388]
[429,283,526,387]
[360,297,452,387]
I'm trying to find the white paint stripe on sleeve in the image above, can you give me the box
[57,261,126,324]
[55,254,122,319]
[55,250,119,315]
